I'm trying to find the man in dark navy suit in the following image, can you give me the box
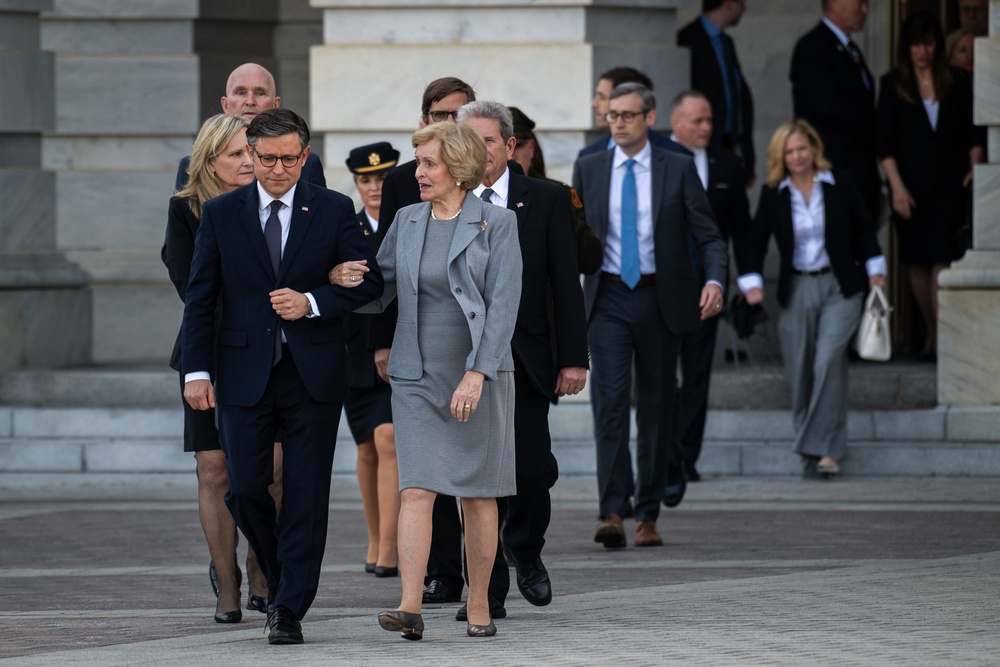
[174,63,326,191]
[790,0,879,220]
[677,0,755,185]
[662,91,750,495]
[578,66,673,159]
[182,108,381,644]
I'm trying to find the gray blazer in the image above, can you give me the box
[572,145,728,335]
[357,193,522,381]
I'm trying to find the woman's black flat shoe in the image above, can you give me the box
[374,565,399,578]
[365,562,376,573]
[378,610,424,641]
[214,608,242,624]
[467,621,497,637]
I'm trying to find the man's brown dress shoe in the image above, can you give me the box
[635,520,663,547]
[594,513,627,548]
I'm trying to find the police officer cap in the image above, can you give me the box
[508,106,536,139]
[346,141,399,175]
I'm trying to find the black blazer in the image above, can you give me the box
[174,151,326,192]
[507,172,590,398]
[790,22,879,215]
[342,210,387,389]
[677,17,755,181]
[745,171,881,308]
[662,139,751,252]
[876,69,977,198]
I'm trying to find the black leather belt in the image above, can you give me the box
[791,266,831,276]
[601,271,656,288]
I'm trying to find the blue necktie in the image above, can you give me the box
[265,200,283,366]
[620,158,640,289]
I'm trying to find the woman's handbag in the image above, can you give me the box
[855,286,892,361]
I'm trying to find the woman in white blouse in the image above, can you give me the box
[739,120,885,478]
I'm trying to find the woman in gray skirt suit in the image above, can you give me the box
[353,121,522,639]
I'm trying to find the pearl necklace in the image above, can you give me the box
[431,207,462,220]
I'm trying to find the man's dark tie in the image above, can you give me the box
[265,200,283,366]
[720,36,742,139]
[480,187,495,203]
[846,40,872,90]
[620,159,640,289]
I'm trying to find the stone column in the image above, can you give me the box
[937,1,1000,404]
[310,0,689,197]
[0,0,89,372]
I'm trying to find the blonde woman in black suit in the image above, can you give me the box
[739,120,885,479]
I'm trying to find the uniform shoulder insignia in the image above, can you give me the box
[569,187,583,209]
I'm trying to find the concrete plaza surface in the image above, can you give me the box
[1,473,999,666]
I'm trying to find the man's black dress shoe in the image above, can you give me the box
[374,565,398,578]
[266,606,303,644]
[422,579,461,603]
[662,463,687,508]
[513,558,552,606]
[454,595,507,621]
[214,608,242,624]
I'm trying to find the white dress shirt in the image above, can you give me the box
[473,166,510,208]
[604,142,656,276]
[365,210,379,234]
[738,171,886,293]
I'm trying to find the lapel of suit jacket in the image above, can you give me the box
[776,186,794,248]
[276,182,317,283]
[506,173,530,233]
[650,146,667,228]
[240,184,275,280]
[403,202,430,295]
[706,147,719,192]
[448,193,487,265]
[594,151,614,241]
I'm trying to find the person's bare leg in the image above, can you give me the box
[356,439,380,566]
[374,423,399,568]
[460,497,499,627]
[196,450,240,614]
[397,488,436,614]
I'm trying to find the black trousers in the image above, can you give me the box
[671,312,721,468]
[218,352,341,620]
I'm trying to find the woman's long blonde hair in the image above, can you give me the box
[764,119,832,187]
[176,113,250,218]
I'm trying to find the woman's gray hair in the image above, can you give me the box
[456,100,515,143]
[610,82,656,112]
[246,108,310,150]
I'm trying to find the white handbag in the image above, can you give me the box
[855,285,892,361]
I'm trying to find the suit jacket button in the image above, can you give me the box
[455,287,462,294]
[468,312,476,319]
[266,328,273,336]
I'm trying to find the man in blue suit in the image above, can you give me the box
[182,108,382,644]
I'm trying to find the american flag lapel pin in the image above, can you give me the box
[481,219,489,231]
[516,202,524,208]
[301,206,309,212]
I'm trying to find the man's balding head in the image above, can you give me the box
[221,63,279,121]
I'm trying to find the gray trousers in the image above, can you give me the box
[777,272,862,461]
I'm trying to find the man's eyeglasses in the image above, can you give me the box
[254,150,303,168]
[605,110,647,124]
[426,110,459,123]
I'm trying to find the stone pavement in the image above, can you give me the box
[1,473,999,666]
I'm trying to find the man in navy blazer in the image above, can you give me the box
[663,91,751,492]
[677,0,755,185]
[578,66,673,159]
[182,109,382,644]
[174,63,326,191]
[573,84,727,549]
[790,0,879,220]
